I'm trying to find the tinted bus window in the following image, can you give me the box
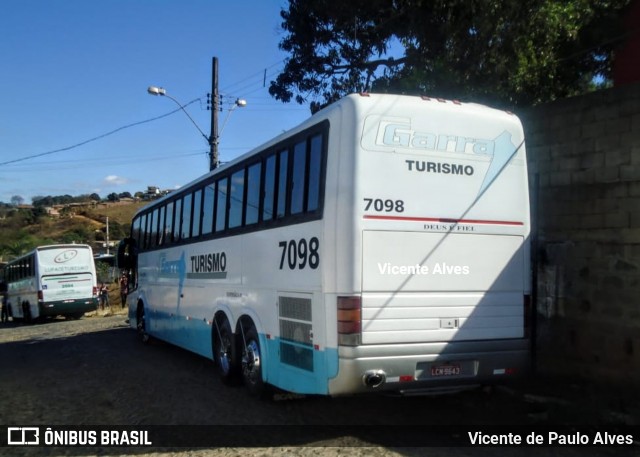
[246,162,261,226]
[165,202,174,244]
[140,214,148,249]
[149,209,158,248]
[158,205,166,245]
[192,189,202,238]
[229,170,245,229]
[276,150,288,219]
[202,182,215,235]
[263,154,276,221]
[173,198,182,242]
[307,134,322,212]
[216,177,228,232]
[182,193,192,240]
[291,141,306,214]
[132,216,142,246]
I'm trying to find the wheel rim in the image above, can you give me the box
[242,339,261,386]
[217,332,232,375]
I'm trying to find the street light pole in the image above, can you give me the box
[148,57,245,172]
[210,57,219,171]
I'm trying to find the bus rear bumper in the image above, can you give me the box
[39,298,99,317]
[328,339,530,396]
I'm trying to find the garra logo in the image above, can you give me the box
[375,119,520,196]
[54,250,78,263]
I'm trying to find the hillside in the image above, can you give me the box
[0,200,147,261]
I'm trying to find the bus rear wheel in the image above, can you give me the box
[241,325,267,397]
[212,316,240,385]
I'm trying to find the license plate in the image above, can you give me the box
[431,364,460,376]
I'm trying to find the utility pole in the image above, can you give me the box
[105,216,110,255]
[209,57,219,171]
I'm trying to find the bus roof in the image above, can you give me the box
[133,93,520,217]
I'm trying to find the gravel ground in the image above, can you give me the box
[0,310,638,457]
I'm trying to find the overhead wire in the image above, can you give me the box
[0,99,202,167]
[1,60,303,170]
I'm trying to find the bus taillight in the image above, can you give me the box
[338,296,361,346]
[37,290,43,302]
[93,286,98,297]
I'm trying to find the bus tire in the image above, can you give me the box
[212,316,241,386]
[241,324,268,398]
[23,301,33,324]
[136,302,150,344]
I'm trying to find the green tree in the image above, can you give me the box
[270,0,630,112]
[10,195,24,207]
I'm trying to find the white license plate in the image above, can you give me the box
[431,365,460,376]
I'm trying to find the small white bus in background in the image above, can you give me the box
[2,244,99,321]
[120,93,531,397]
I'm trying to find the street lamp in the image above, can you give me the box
[147,85,209,143]
[147,84,246,171]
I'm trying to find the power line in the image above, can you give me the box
[2,151,206,173]
[220,60,284,93]
[0,99,201,167]
[1,61,301,169]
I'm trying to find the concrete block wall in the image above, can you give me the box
[518,82,640,383]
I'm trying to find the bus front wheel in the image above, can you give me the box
[212,316,240,385]
[136,303,150,344]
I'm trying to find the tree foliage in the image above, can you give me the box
[270,0,630,112]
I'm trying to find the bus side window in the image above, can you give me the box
[263,154,276,221]
[202,182,215,235]
[229,169,245,229]
[173,198,182,243]
[165,201,174,245]
[192,189,203,238]
[291,141,306,215]
[158,205,166,246]
[139,213,148,250]
[246,162,261,226]
[276,149,288,219]
[307,133,323,212]
[181,193,192,240]
[149,209,158,249]
[216,177,228,232]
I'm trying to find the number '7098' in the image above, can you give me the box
[278,237,320,270]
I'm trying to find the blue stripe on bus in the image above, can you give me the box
[137,309,338,395]
[264,335,338,395]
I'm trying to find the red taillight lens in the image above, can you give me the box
[93,286,98,297]
[37,290,43,301]
[338,296,361,346]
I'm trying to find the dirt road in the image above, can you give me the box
[0,311,637,457]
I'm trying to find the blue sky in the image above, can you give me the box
[0,0,310,204]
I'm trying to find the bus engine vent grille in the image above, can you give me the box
[278,295,313,372]
[279,296,312,321]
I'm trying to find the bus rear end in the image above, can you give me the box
[36,245,99,318]
[329,94,530,395]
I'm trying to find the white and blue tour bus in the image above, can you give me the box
[2,244,99,321]
[119,93,531,396]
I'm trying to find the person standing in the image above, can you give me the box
[100,282,110,310]
[119,273,129,309]
[1,294,8,323]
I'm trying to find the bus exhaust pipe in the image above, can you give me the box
[363,370,386,389]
